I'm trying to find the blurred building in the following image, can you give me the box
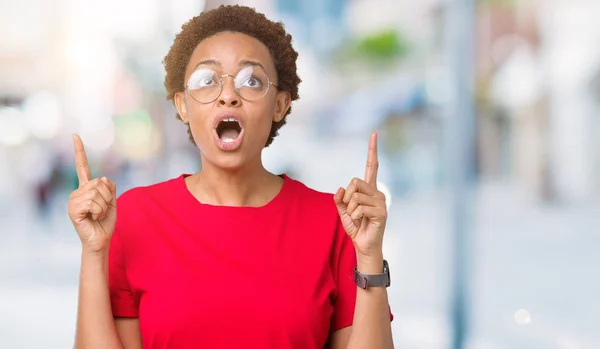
[475,0,600,203]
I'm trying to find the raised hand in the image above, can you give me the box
[334,132,387,258]
[67,134,117,253]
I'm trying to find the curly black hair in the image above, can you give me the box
[163,5,301,147]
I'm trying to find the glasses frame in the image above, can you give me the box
[184,66,279,104]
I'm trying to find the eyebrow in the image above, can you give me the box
[192,59,266,72]
[238,60,266,71]
[192,59,221,70]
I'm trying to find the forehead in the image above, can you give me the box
[186,32,275,76]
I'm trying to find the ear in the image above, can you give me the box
[274,91,291,123]
[174,91,189,124]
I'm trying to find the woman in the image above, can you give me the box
[68,5,393,349]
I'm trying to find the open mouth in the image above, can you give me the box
[216,118,242,143]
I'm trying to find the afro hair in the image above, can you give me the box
[163,5,302,147]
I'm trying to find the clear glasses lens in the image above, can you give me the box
[187,68,221,103]
[234,66,269,101]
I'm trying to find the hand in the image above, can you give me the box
[334,132,387,259]
[67,134,117,253]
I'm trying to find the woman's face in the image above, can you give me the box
[174,32,290,171]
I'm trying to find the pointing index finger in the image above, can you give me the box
[364,131,379,187]
[73,134,91,186]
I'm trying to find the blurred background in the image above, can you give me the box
[1,0,599,348]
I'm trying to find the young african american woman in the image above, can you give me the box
[68,5,394,349]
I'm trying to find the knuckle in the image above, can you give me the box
[84,180,94,189]
[97,185,107,196]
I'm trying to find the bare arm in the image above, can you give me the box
[74,249,142,348]
[74,250,124,349]
[327,254,393,349]
[69,135,141,349]
[331,132,394,348]
[115,318,142,349]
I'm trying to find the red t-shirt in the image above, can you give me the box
[108,174,360,348]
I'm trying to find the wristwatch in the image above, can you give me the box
[354,259,391,289]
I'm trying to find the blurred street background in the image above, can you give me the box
[1,0,599,348]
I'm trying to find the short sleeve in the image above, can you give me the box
[108,200,139,318]
[330,218,358,332]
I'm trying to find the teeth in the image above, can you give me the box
[223,118,237,122]
[222,138,235,143]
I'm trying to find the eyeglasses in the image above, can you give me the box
[184,65,278,104]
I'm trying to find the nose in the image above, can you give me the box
[218,75,240,107]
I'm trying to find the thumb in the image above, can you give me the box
[334,188,359,238]
[101,177,117,207]
[334,187,346,213]
[334,187,361,229]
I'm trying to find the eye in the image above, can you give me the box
[244,76,262,88]
[235,67,264,89]
[188,69,218,89]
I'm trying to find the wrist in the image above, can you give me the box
[82,246,109,259]
[356,252,384,274]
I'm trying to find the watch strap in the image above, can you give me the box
[354,259,390,289]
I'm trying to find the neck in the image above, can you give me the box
[190,155,282,207]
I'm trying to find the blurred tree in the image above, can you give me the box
[332,29,409,68]
[355,30,407,60]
